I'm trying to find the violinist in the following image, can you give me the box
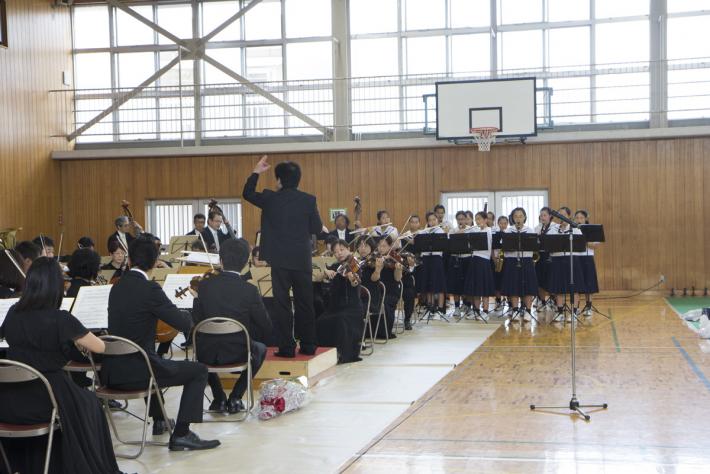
[32,235,55,258]
[356,237,380,311]
[317,239,363,363]
[251,246,268,268]
[401,251,417,331]
[186,213,207,236]
[106,216,139,254]
[201,211,231,253]
[77,236,96,251]
[101,240,127,281]
[13,240,40,274]
[66,248,101,298]
[370,236,403,339]
[191,238,272,414]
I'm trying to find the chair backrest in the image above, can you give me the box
[360,286,371,316]
[0,359,59,413]
[192,317,251,361]
[377,281,387,310]
[98,335,158,382]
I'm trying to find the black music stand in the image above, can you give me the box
[501,232,540,323]
[414,233,450,323]
[579,225,608,318]
[539,233,588,323]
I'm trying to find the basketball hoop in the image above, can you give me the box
[469,127,499,152]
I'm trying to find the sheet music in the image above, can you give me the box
[0,298,20,348]
[61,297,74,312]
[176,251,220,266]
[72,285,112,329]
[162,273,197,309]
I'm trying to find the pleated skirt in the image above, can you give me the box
[501,257,539,296]
[464,256,496,297]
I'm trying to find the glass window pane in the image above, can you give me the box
[286,42,332,80]
[595,72,649,122]
[451,34,490,74]
[405,36,446,75]
[286,88,333,135]
[499,0,542,24]
[119,96,157,141]
[74,53,112,90]
[286,0,331,38]
[73,6,110,49]
[548,0,589,22]
[667,16,710,61]
[203,48,241,84]
[450,0,490,28]
[202,1,241,41]
[245,93,285,136]
[668,68,710,120]
[548,77,591,124]
[116,6,154,46]
[157,4,193,45]
[595,0,648,18]
[118,52,156,89]
[351,84,399,133]
[403,84,435,130]
[595,21,648,66]
[668,1,710,13]
[351,38,399,77]
[159,95,194,140]
[548,27,590,69]
[498,30,543,72]
[404,0,445,30]
[245,0,282,40]
[159,53,193,87]
[350,0,398,34]
[202,93,243,138]
[246,46,283,82]
[75,99,113,143]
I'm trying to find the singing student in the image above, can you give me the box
[534,207,558,311]
[575,209,599,316]
[501,208,538,322]
[463,211,495,320]
[547,207,586,322]
[419,212,447,318]
[447,211,469,318]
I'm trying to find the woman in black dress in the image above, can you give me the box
[66,248,101,298]
[0,257,124,474]
[101,240,127,281]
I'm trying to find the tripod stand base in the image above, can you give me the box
[530,397,608,421]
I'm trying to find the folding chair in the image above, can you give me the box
[359,286,375,356]
[64,359,101,391]
[0,360,60,474]
[92,336,171,459]
[372,281,389,344]
[192,317,253,422]
[393,282,406,335]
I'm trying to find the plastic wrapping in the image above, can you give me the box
[258,376,310,420]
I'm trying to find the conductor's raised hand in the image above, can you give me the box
[253,155,271,174]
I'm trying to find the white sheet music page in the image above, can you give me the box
[61,297,75,312]
[72,285,112,329]
[162,273,196,309]
[0,298,20,348]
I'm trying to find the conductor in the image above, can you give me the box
[243,155,326,358]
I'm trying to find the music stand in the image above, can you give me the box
[414,233,450,323]
[578,225,607,318]
[501,232,539,322]
[168,235,199,262]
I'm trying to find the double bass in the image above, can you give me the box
[207,199,237,240]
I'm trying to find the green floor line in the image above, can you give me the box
[609,309,621,353]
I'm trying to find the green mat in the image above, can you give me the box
[666,297,710,329]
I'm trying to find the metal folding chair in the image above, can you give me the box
[393,282,406,335]
[63,359,101,391]
[359,286,375,356]
[372,281,389,344]
[0,360,60,474]
[192,317,253,422]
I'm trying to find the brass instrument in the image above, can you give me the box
[0,227,22,250]
[495,249,504,272]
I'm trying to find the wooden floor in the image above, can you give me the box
[341,296,710,473]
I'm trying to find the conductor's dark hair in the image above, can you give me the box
[14,257,64,312]
[540,206,552,216]
[455,211,466,219]
[194,213,206,222]
[32,236,55,248]
[128,234,159,271]
[68,248,101,280]
[330,239,350,252]
[376,210,389,221]
[509,207,527,223]
[14,241,41,262]
[78,236,95,249]
[275,161,301,189]
[334,214,350,226]
[558,206,572,217]
[208,210,222,221]
[575,209,589,224]
[433,204,445,213]
[0,249,25,292]
[220,238,250,272]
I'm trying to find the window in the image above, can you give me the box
[498,0,543,25]
[405,36,446,75]
[116,6,154,46]
[668,0,710,13]
[350,37,399,77]
[245,0,282,40]
[498,30,543,73]
[450,0,490,28]
[548,27,589,69]
[202,1,241,41]
[157,4,193,44]
[595,0,648,18]
[349,0,398,34]
[547,0,588,22]
[451,34,490,75]
[667,16,710,61]
[404,0,446,31]
[73,6,109,49]
[145,199,243,244]
[441,191,548,229]
[286,42,332,80]
[74,53,112,90]
[595,21,648,65]
[286,0,331,38]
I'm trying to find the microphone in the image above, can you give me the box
[549,209,578,228]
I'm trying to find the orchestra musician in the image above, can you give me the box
[433,204,452,231]
[534,207,558,311]
[324,213,355,244]
[102,235,220,451]
[548,206,586,323]
[66,248,101,298]
[419,211,447,318]
[14,240,41,273]
[186,213,207,236]
[370,210,399,240]
[77,236,96,251]
[491,215,508,314]
[32,235,55,258]
[575,209,599,316]
[242,155,325,358]
[201,211,231,253]
[463,211,496,320]
[106,216,140,254]
[101,240,127,281]
[500,208,538,322]
[370,235,403,339]
[447,211,469,319]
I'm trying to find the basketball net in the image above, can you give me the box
[469,127,499,152]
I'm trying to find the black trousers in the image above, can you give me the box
[109,360,208,424]
[403,286,416,322]
[374,294,398,339]
[316,309,362,363]
[271,266,317,352]
[206,341,267,401]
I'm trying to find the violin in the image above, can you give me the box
[174,269,219,299]
[208,199,237,240]
[334,254,361,284]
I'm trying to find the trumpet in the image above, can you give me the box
[495,249,505,272]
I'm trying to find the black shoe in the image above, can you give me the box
[180,341,192,349]
[152,418,175,436]
[108,399,124,410]
[404,320,413,330]
[168,431,221,451]
[388,333,397,339]
[208,399,227,413]
[226,398,245,414]
[274,348,295,358]
[298,344,317,356]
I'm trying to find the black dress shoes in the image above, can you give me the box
[298,344,317,356]
[274,348,295,358]
[152,418,175,436]
[404,320,413,330]
[227,398,245,414]
[168,431,221,451]
[208,399,227,413]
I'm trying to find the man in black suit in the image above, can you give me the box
[243,155,326,358]
[106,216,140,254]
[191,238,272,414]
[186,213,206,236]
[101,235,220,452]
[320,213,355,245]
[200,211,231,252]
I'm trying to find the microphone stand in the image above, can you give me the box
[530,211,607,421]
